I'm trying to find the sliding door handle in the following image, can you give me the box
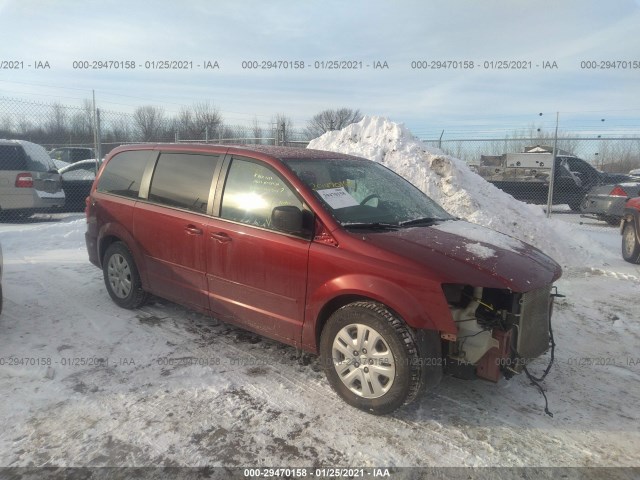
[210,232,232,243]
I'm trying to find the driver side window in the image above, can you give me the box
[220,158,304,231]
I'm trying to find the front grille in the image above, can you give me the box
[516,285,552,361]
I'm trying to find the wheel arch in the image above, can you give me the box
[97,224,148,288]
[302,273,448,353]
[312,294,383,353]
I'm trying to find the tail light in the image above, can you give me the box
[610,186,628,197]
[15,173,33,188]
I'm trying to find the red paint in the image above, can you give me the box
[86,144,562,353]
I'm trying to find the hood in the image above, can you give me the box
[359,220,561,292]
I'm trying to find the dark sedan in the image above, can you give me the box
[580,182,640,225]
[59,159,98,211]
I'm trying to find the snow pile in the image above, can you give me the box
[308,116,599,268]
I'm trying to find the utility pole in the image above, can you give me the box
[92,90,98,162]
[95,109,102,168]
[545,112,559,218]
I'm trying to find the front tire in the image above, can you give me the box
[320,301,425,415]
[622,221,640,264]
[103,242,148,309]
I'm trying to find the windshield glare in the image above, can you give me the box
[284,158,453,226]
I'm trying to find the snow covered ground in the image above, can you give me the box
[0,213,638,471]
[0,119,639,471]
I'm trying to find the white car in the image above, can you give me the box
[0,140,65,219]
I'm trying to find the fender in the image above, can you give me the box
[301,273,456,351]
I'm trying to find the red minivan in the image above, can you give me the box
[86,144,561,414]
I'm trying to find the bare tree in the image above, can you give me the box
[0,115,12,134]
[107,116,132,142]
[133,105,165,141]
[17,117,33,136]
[272,113,294,145]
[178,108,196,139]
[252,117,263,144]
[70,99,94,143]
[178,101,222,140]
[194,101,222,139]
[218,125,237,144]
[599,138,640,173]
[305,108,363,139]
[46,102,69,138]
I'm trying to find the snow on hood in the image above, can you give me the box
[307,116,596,268]
[464,242,495,260]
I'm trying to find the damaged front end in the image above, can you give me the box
[441,283,559,383]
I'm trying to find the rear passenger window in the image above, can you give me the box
[0,145,27,170]
[221,157,303,230]
[20,142,56,172]
[148,153,219,214]
[97,150,152,198]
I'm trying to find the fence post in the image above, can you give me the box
[545,112,560,218]
[95,109,102,166]
[92,90,99,163]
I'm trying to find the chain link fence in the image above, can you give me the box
[1,96,639,224]
[0,97,310,223]
[422,137,640,218]
[424,137,640,173]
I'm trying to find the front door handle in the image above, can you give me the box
[210,232,232,243]
[185,225,203,235]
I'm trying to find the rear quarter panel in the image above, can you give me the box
[88,192,148,286]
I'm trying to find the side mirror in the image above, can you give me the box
[271,205,304,234]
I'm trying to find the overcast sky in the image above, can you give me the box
[1,0,639,138]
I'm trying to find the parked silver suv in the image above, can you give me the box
[0,140,65,219]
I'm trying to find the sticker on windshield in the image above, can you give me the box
[317,187,359,209]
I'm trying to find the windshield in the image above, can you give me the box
[284,158,453,227]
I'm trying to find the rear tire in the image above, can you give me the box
[622,221,640,264]
[569,200,583,212]
[103,242,148,309]
[320,301,434,415]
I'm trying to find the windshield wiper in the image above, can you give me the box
[343,222,400,231]
[399,217,444,227]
